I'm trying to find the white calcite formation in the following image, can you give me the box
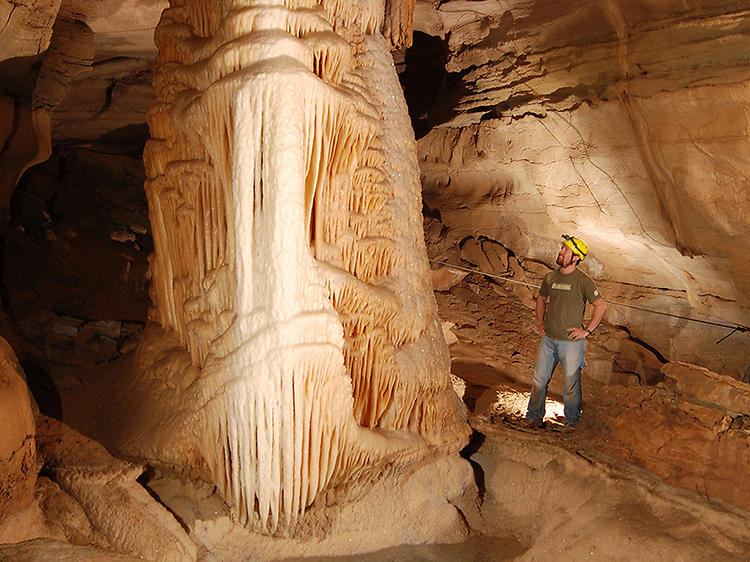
[142,0,468,534]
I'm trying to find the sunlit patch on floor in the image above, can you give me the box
[488,387,565,424]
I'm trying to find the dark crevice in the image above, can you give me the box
[0,97,20,154]
[450,500,473,533]
[461,382,487,412]
[612,359,644,384]
[137,467,191,533]
[0,5,16,36]
[617,324,669,365]
[20,357,62,419]
[92,56,132,67]
[460,429,486,504]
[98,80,116,116]
[422,200,442,222]
[398,31,470,136]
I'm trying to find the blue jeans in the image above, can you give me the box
[526,336,586,425]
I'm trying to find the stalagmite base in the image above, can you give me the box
[69,0,470,542]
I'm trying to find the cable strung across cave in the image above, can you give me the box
[429,259,542,289]
[428,259,748,343]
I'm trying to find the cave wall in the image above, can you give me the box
[0,1,746,403]
[409,0,750,377]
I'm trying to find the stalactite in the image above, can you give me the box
[143,0,469,535]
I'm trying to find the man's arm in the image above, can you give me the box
[587,297,607,333]
[567,297,607,340]
[535,294,547,337]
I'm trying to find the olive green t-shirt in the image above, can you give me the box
[539,269,602,341]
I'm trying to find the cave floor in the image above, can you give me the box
[307,534,525,562]
[425,270,750,561]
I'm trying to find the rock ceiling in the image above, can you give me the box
[1,0,748,377]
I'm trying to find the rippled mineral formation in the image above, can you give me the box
[135,0,469,533]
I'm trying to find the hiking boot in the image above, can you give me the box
[521,418,544,429]
[562,423,577,433]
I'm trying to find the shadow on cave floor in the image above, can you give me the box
[306,534,526,562]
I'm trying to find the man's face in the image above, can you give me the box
[556,244,574,266]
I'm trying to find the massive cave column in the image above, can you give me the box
[143,0,467,533]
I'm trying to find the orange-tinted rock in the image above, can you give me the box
[662,361,750,414]
[0,100,52,220]
[0,337,37,524]
[0,0,59,61]
[578,378,750,513]
[473,419,750,560]
[34,415,197,560]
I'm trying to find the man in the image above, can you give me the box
[524,234,607,430]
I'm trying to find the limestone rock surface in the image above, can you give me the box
[1,0,750,557]
[576,381,750,513]
[32,0,471,540]
[411,0,750,378]
[0,336,36,525]
[0,539,137,561]
[35,415,197,561]
[0,0,155,217]
[473,419,750,559]
[137,454,478,561]
[662,361,750,415]
[0,0,60,61]
[0,476,107,547]
[3,2,748,382]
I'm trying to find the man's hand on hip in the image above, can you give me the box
[567,327,588,340]
[536,324,546,337]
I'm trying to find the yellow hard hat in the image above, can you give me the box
[562,234,588,261]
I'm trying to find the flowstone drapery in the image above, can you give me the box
[141,0,469,533]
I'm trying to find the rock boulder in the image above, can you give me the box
[0,337,37,524]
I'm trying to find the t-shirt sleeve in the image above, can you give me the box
[539,274,550,298]
[583,277,602,304]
